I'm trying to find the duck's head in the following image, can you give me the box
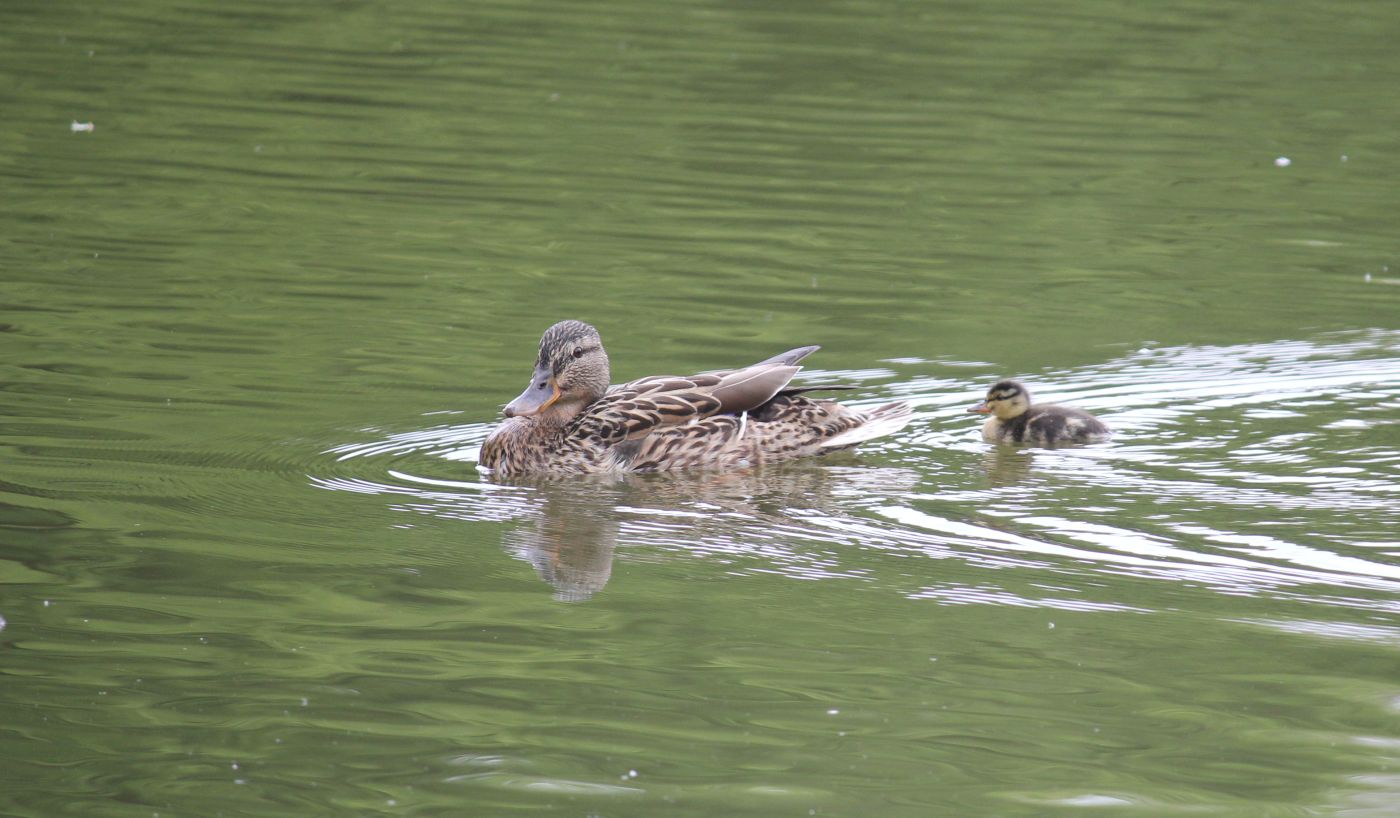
[503,320,611,421]
[967,379,1030,420]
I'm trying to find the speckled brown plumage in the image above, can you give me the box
[479,321,912,477]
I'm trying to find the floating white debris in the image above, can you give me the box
[1274,156,1291,167]
[71,121,95,133]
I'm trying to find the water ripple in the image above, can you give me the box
[317,331,1400,612]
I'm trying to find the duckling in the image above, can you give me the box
[479,320,913,477]
[967,379,1109,445]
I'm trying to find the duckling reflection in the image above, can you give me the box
[967,379,1110,446]
[977,447,1037,487]
[499,462,920,600]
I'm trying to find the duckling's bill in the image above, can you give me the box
[966,400,992,414]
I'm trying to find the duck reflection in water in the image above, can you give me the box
[498,462,920,601]
[500,479,618,603]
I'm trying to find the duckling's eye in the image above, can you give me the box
[572,346,585,359]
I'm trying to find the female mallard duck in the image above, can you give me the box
[479,320,912,477]
[967,379,1110,445]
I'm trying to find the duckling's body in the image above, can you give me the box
[968,379,1109,446]
[479,321,912,477]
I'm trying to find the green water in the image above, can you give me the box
[4,0,1400,815]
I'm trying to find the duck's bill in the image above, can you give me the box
[504,365,561,417]
[966,401,992,414]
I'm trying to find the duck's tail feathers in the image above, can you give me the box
[755,345,820,367]
[820,402,913,449]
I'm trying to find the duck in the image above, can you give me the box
[966,379,1110,446]
[479,320,913,477]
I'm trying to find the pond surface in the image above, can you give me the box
[3,0,1400,815]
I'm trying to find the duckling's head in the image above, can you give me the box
[967,379,1030,421]
[504,320,611,420]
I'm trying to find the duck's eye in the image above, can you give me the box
[572,346,585,359]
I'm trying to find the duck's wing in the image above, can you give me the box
[603,345,820,394]
[579,352,813,444]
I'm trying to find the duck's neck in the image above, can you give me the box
[480,399,592,473]
[536,399,587,430]
[481,411,573,474]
